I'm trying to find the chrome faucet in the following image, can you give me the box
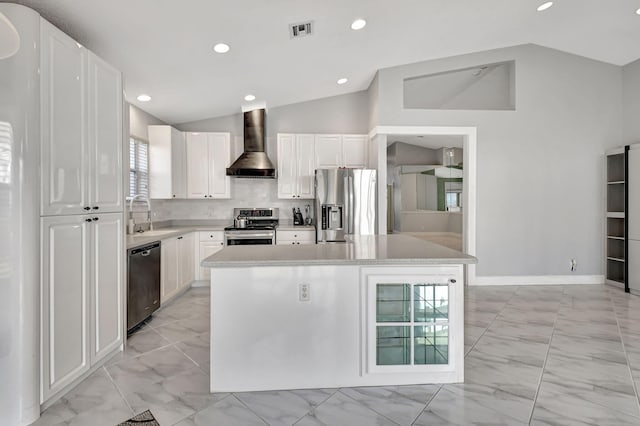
[129,194,153,233]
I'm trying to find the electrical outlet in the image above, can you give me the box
[570,259,577,272]
[299,283,310,302]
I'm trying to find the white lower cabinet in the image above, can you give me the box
[198,231,224,281]
[161,232,196,303]
[276,229,316,245]
[41,213,123,403]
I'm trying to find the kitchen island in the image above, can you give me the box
[202,234,477,392]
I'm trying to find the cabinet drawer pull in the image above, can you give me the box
[85,218,93,222]
[177,236,183,240]
[449,279,457,284]
[83,206,91,211]
[92,217,99,221]
[92,206,99,210]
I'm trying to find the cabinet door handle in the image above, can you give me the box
[85,218,93,222]
[220,242,223,245]
[93,217,99,221]
[449,279,457,284]
[177,236,183,240]
[83,206,91,211]
[173,195,176,198]
[92,206,99,210]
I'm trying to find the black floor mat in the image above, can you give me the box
[117,410,160,425]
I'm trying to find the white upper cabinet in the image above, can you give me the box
[185,133,209,198]
[342,135,369,168]
[41,20,123,216]
[314,135,342,169]
[277,134,316,199]
[149,125,187,199]
[208,133,232,199]
[277,134,297,199]
[40,19,88,216]
[315,134,369,169]
[296,135,316,198]
[87,52,123,212]
[186,132,231,199]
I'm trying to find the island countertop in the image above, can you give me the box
[202,234,477,267]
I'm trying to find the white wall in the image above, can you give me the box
[375,44,624,277]
[129,104,166,140]
[623,59,640,144]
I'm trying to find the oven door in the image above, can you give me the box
[225,230,275,246]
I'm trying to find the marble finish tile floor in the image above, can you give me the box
[33,285,640,425]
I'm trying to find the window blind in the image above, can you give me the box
[129,137,149,197]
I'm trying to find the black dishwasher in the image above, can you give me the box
[127,241,161,332]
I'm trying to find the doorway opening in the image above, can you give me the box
[369,126,477,284]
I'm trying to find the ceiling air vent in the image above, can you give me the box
[289,21,313,39]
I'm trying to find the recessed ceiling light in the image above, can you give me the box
[244,94,256,101]
[351,19,367,30]
[337,78,348,85]
[213,43,230,53]
[537,1,553,11]
[636,7,640,15]
[137,94,151,102]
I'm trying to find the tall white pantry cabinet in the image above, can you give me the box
[39,18,124,405]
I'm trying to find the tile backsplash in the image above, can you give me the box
[128,178,313,223]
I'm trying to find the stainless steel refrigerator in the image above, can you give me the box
[315,169,377,242]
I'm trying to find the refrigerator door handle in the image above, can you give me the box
[347,175,355,235]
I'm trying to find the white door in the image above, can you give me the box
[171,128,187,199]
[178,233,196,288]
[186,133,210,198]
[87,52,123,213]
[41,215,90,401]
[628,147,640,240]
[629,241,640,295]
[342,135,368,168]
[199,242,224,280]
[40,20,89,216]
[90,213,123,364]
[315,135,342,169]
[296,134,316,199]
[161,237,179,302]
[277,134,297,199]
[209,133,231,199]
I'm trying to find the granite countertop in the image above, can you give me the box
[126,221,230,249]
[276,223,316,231]
[202,234,477,267]
[126,220,315,248]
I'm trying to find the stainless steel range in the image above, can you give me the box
[224,208,279,245]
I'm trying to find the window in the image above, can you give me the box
[445,192,461,209]
[129,137,148,198]
[375,282,449,366]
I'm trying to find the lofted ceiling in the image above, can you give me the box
[9,0,640,124]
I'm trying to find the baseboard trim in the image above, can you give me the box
[470,275,605,286]
[191,280,210,288]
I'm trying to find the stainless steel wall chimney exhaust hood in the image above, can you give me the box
[226,108,276,178]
